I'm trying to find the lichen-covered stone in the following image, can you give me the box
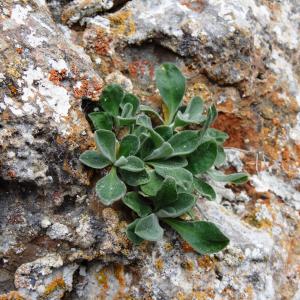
[1,0,300,299]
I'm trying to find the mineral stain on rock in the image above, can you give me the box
[1,0,300,299]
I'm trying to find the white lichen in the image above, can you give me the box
[252,171,300,210]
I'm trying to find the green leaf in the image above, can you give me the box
[119,156,145,172]
[95,129,117,162]
[144,142,174,161]
[163,219,229,254]
[95,168,126,205]
[121,102,133,117]
[148,157,188,168]
[136,114,152,129]
[215,146,226,167]
[79,150,111,169]
[168,130,200,156]
[199,105,218,141]
[155,125,173,141]
[88,112,113,131]
[117,102,136,125]
[207,169,249,184]
[140,170,164,197]
[132,126,148,139]
[114,156,128,167]
[153,177,177,210]
[175,96,205,126]
[123,192,152,217]
[119,134,140,157]
[155,63,186,123]
[126,219,144,245]
[119,169,150,186]
[184,96,204,121]
[140,105,164,123]
[187,140,217,174]
[154,166,193,192]
[122,93,139,115]
[117,117,136,126]
[207,104,218,125]
[138,137,155,160]
[137,115,164,146]
[149,130,165,147]
[116,102,136,126]
[135,213,164,241]
[204,128,229,144]
[193,177,216,201]
[156,193,196,218]
[100,84,124,116]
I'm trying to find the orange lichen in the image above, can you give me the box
[113,264,127,299]
[181,241,194,253]
[213,112,260,150]
[281,145,300,178]
[49,69,67,85]
[217,99,234,113]
[96,268,109,289]
[180,0,207,13]
[197,256,215,271]
[42,277,66,298]
[16,48,23,54]
[74,79,89,98]
[0,291,24,300]
[114,264,126,289]
[93,29,113,56]
[128,60,155,80]
[73,77,103,100]
[108,10,136,37]
[7,169,16,178]
[8,83,18,96]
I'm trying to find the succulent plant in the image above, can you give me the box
[79,63,249,254]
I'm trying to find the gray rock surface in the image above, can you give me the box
[0,0,299,299]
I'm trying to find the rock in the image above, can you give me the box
[14,254,78,299]
[105,71,133,92]
[1,0,300,299]
[61,0,128,25]
[47,223,72,241]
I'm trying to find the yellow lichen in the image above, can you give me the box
[42,277,66,298]
[108,10,136,37]
[0,291,24,300]
[155,258,164,271]
[182,259,194,271]
[164,242,173,251]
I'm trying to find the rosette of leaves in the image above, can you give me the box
[79,63,249,254]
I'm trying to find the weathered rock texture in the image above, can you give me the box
[0,0,299,299]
